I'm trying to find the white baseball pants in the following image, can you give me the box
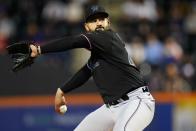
[74,87,155,131]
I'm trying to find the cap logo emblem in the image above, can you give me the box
[91,6,98,12]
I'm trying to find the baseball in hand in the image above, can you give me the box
[59,105,67,114]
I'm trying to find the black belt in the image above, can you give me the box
[106,86,149,107]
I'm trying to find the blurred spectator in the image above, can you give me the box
[185,2,196,34]
[25,22,44,42]
[42,0,67,21]
[182,62,195,79]
[42,0,83,23]
[148,68,165,91]
[121,0,158,21]
[145,33,164,66]
[184,2,196,54]
[66,1,84,23]
[181,55,195,90]
[168,1,187,47]
[125,36,145,65]
[0,7,15,52]
[0,12,15,38]
[164,36,183,63]
[154,5,168,41]
[164,63,191,92]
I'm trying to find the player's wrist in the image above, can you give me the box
[37,45,41,55]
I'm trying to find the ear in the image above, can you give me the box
[107,18,110,26]
[84,23,89,32]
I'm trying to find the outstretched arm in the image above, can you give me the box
[30,34,91,57]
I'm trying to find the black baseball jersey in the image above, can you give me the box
[41,29,146,104]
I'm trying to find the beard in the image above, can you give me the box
[95,26,105,31]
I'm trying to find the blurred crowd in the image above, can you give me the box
[0,0,195,92]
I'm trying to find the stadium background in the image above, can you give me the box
[0,0,195,131]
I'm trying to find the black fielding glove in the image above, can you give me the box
[6,41,36,72]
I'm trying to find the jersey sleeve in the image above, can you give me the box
[82,31,112,52]
[60,64,92,93]
[40,34,92,54]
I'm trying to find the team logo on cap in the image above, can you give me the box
[91,6,98,13]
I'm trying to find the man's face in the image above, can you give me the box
[85,15,110,32]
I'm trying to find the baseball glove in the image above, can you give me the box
[6,41,36,72]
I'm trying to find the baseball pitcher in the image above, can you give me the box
[7,5,155,131]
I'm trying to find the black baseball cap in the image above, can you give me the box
[85,5,109,22]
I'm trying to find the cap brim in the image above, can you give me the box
[86,12,109,22]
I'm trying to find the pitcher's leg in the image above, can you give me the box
[74,105,114,131]
[113,98,155,131]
